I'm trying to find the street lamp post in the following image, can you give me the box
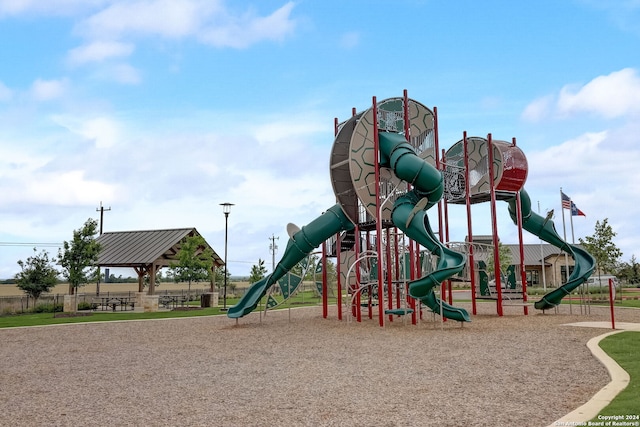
[220,203,234,311]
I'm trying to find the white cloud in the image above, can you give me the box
[251,114,326,144]
[527,131,609,179]
[521,94,553,122]
[198,2,297,48]
[53,115,121,148]
[29,78,67,101]
[522,68,640,122]
[525,128,640,250]
[0,142,117,208]
[108,63,142,84]
[76,0,211,40]
[67,40,135,65]
[23,170,117,206]
[70,1,296,49]
[557,68,640,118]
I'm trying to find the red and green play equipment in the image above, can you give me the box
[228,91,595,324]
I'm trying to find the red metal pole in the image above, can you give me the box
[515,191,528,315]
[366,230,372,320]
[355,224,362,322]
[442,149,454,306]
[403,90,417,325]
[464,132,477,315]
[372,96,385,327]
[512,137,528,315]
[487,133,503,316]
[433,107,447,312]
[434,108,444,247]
[336,231,342,320]
[333,117,340,320]
[322,240,328,318]
[387,228,394,322]
[608,278,616,330]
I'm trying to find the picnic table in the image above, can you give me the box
[158,295,188,309]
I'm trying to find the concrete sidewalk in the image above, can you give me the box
[548,322,640,426]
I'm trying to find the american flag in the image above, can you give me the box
[561,191,586,216]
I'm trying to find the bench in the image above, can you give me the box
[90,297,135,311]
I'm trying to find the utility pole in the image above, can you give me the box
[97,201,111,235]
[95,201,111,296]
[269,234,279,272]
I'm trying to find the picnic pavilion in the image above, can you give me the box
[95,228,223,310]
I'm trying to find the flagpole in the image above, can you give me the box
[569,199,576,244]
[538,201,547,292]
[560,188,571,309]
[560,188,568,242]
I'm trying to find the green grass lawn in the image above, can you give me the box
[590,331,640,422]
[0,292,331,329]
[0,307,224,328]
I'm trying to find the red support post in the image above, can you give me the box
[403,90,418,325]
[487,133,504,316]
[442,148,454,306]
[463,132,477,315]
[515,191,528,315]
[372,96,385,327]
[322,240,328,318]
[609,278,616,330]
[336,231,342,320]
[354,224,362,322]
[513,137,528,315]
[365,230,372,320]
[387,228,394,322]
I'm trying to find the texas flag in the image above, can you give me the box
[561,191,586,216]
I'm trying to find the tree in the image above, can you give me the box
[58,219,101,295]
[15,248,59,304]
[249,258,268,284]
[315,258,337,297]
[579,218,622,279]
[169,235,215,300]
[213,267,227,286]
[486,242,512,279]
[617,255,640,285]
[143,271,163,288]
[291,254,319,280]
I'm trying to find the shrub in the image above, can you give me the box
[77,301,93,311]
[33,303,64,313]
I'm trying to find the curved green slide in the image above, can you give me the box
[379,131,471,322]
[227,204,354,318]
[507,189,595,310]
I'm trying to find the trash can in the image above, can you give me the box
[200,292,213,308]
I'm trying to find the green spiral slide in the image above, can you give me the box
[227,204,354,318]
[379,131,471,322]
[507,189,595,310]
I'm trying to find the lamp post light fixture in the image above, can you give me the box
[220,202,234,311]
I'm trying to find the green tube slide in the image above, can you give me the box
[507,189,595,310]
[227,204,354,318]
[379,132,471,322]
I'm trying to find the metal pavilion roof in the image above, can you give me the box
[95,227,224,268]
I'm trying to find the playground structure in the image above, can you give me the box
[227,91,596,325]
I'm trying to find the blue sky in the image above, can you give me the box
[1,0,639,279]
